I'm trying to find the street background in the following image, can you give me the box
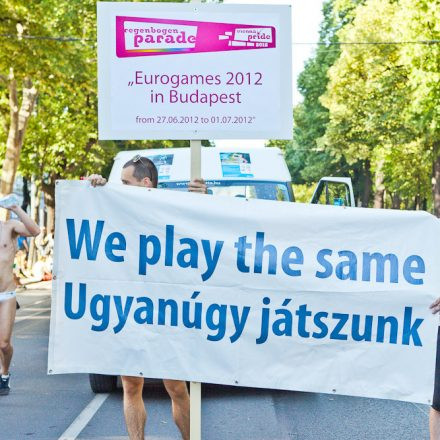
[1,0,440,438]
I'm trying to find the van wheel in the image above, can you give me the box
[89,374,117,393]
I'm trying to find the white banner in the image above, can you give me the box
[49,181,440,404]
[97,2,292,140]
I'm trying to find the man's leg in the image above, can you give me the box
[431,327,440,440]
[121,376,146,440]
[0,297,16,375]
[163,379,190,440]
[430,408,440,439]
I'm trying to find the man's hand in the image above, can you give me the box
[87,174,107,187]
[430,298,440,314]
[6,204,19,212]
[188,178,207,194]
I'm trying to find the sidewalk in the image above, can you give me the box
[18,280,51,291]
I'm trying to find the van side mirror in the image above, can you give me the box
[310,178,355,207]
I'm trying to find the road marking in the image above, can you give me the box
[58,393,110,440]
[15,316,50,321]
[15,308,51,322]
[22,298,47,307]
[14,309,51,334]
[22,298,47,306]
[16,296,50,311]
[411,402,430,417]
[16,289,51,297]
[18,307,51,313]
[14,297,52,334]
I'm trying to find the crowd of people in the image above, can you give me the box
[13,227,54,287]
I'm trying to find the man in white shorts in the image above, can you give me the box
[0,198,40,395]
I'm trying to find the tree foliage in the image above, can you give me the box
[270,1,367,202]
[281,1,343,184]
[323,0,440,210]
[283,0,440,211]
[0,0,103,180]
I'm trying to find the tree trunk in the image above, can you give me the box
[413,195,420,210]
[362,160,372,207]
[373,159,385,209]
[43,181,55,235]
[432,147,440,218]
[22,177,30,211]
[391,193,401,209]
[0,69,38,221]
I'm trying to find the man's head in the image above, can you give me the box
[121,155,158,188]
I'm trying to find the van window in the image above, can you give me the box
[159,180,292,202]
[313,181,351,206]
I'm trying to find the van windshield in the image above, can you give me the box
[158,180,292,202]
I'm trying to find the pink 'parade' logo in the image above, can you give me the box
[116,16,276,57]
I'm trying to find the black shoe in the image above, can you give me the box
[0,375,10,395]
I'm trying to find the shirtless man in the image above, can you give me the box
[0,201,40,395]
[88,155,206,440]
[429,298,440,439]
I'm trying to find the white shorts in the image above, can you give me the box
[0,291,16,302]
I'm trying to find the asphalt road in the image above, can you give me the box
[1,283,431,440]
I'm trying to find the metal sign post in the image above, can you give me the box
[189,0,202,431]
[189,5,203,434]
[190,140,202,440]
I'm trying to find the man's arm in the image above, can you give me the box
[88,174,207,192]
[7,205,41,237]
[431,298,440,314]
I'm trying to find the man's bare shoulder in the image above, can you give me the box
[5,219,20,227]
[4,219,21,235]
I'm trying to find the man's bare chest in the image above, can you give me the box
[0,223,16,256]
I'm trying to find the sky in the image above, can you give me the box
[216,0,325,148]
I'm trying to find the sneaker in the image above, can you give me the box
[0,375,10,395]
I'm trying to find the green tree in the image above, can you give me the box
[288,1,343,184]
[270,1,366,202]
[321,0,424,208]
[395,0,440,214]
[0,0,99,226]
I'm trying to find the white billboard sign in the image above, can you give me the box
[97,2,292,140]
